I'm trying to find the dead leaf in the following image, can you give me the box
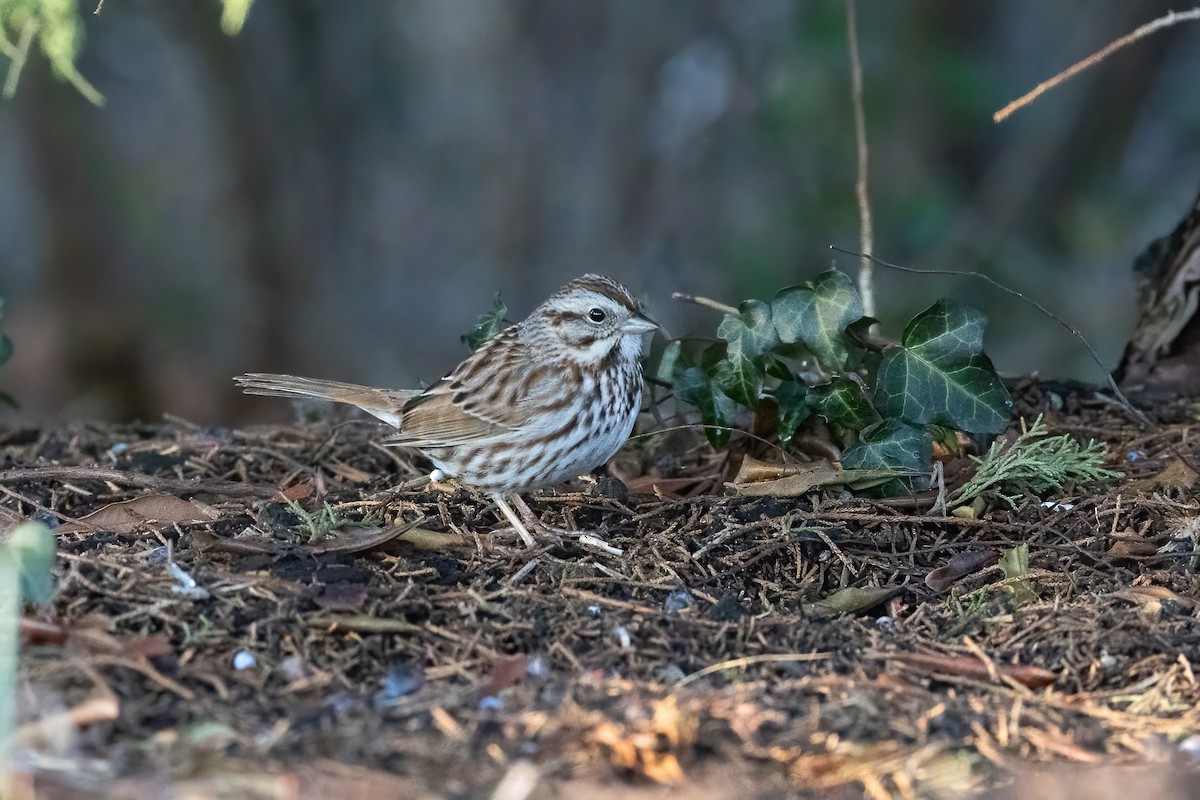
[805,585,903,618]
[1145,458,1198,491]
[732,455,801,483]
[279,482,314,502]
[313,583,370,612]
[730,459,858,496]
[59,494,218,534]
[1107,533,1159,558]
[477,655,530,699]
[1113,585,1196,611]
[925,550,999,592]
[191,529,280,555]
[309,522,419,555]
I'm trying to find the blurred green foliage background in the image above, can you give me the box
[0,0,1196,424]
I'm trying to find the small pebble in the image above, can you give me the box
[479,695,503,712]
[279,655,309,682]
[587,605,601,616]
[147,546,170,566]
[373,664,425,708]
[233,651,256,670]
[1099,654,1117,669]
[875,615,894,632]
[663,588,694,615]
[614,626,632,649]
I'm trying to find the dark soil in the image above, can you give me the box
[5,381,1200,799]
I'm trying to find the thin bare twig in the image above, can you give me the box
[994,8,1200,123]
[671,292,737,316]
[845,0,875,316]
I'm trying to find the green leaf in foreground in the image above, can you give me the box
[874,299,1012,435]
[461,293,508,350]
[842,419,932,494]
[2,521,56,604]
[771,270,865,371]
[713,300,775,408]
[221,0,255,35]
[809,376,877,430]
[771,379,810,447]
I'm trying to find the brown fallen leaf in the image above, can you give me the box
[891,651,1057,689]
[279,482,314,502]
[58,494,218,534]
[190,529,280,555]
[1139,457,1199,491]
[1112,585,1196,611]
[925,549,1000,592]
[1107,533,1159,558]
[313,583,370,612]
[477,655,530,699]
[309,519,427,555]
[805,585,903,618]
[194,517,467,557]
[730,458,871,496]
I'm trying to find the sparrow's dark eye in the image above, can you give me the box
[587,307,606,322]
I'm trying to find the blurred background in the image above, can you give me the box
[0,0,1197,425]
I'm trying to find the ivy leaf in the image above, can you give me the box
[713,355,760,408]
[650,337,716,385]
[461,293,508,351]
[771,270,865,371]
[874,299,1012,435]
[2,521,56,604]
[674,366,737,449]
[809,376,877,430]
[713,300,775,408]
[842,419,932,494]
[718,300,777,359]
[771,379,811,447]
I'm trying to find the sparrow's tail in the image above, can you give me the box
[234,373,418,428]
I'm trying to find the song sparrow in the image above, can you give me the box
[235,274,657,546]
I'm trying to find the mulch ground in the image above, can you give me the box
[4,380,1200,799]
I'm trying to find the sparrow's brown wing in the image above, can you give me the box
[386,332,568,450]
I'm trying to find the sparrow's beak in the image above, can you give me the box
[622,312,659,335]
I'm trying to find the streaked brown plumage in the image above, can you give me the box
[235,274,656,546]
